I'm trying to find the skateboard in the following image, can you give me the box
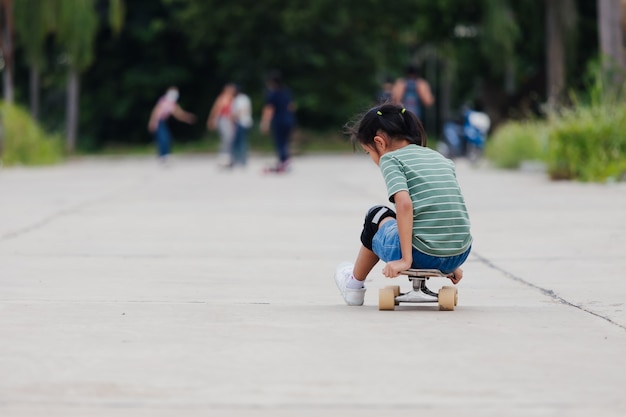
[378,269,458,311]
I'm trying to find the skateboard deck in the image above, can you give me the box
[378,269,458,311]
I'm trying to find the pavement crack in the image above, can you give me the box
[0,175,153,242]
[473,252,626,332]
[1,202,91,242]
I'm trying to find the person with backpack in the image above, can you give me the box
[391,64,434,120]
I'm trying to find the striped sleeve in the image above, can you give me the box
[379,155,407,203]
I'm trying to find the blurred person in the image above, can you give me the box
[230,84,253,168]
[207,83,237,167]
[148,86,196,164]
[439,102,491,162]
[376,75,394,104]
[392,64,434,120]
[334,103,472,306]
[260,70,296,173]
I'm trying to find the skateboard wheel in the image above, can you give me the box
[385,285,401,297]
[442,285,458,306]
[438,286,456,311]
[379,288,396,311]
[385,285,401,305]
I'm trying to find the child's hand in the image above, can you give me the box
[383,259,412,278]
[447,268,463,284]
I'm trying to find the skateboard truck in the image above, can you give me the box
[378,269,458,311]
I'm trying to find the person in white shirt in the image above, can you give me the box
[230,85,253,168]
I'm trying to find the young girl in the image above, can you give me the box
[335,103,472,306]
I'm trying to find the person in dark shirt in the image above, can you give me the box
[260,70,296,173]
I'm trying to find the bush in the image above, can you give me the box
[485,120,547,169]
[1,102,63,167]
[546,104,626,181]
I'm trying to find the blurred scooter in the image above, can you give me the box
[438,108,491,163]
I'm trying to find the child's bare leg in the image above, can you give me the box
[353,245,379,282]
[448,267,463,285]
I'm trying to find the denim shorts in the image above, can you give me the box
[371,219,471,274]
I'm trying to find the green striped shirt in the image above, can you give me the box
[379,144,472,257]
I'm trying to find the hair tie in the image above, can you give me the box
[376,111,383,116]
[401,108,406,114]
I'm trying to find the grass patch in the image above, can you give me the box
[486,120,547,169]
[546,104,626,181]
[485,104,626,182]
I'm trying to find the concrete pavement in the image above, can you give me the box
[1,154,626,416]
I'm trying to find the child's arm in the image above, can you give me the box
[383,190,413,278]
[147,103,160,133]
[206,96,221,130]
[172,104,196,124]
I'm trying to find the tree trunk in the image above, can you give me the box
[1,0,14,103]
[29,64,40,120]
[598,0,626,87]
[2,63,12,103]
[546,0,565,109]
[66,67,80,153]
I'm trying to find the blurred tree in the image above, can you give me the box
[546,0,577,109]
[55,0,124,152]
[0,0,14,103]
[481,0,520,91]
[14,0,56,120]
[55,0,99,152]
[5,0,601,149]
[597,0,625,88]
[166,0,423,127]
[79,0,207,149]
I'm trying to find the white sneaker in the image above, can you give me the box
[334,262,366,306]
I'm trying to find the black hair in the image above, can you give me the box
[345,103,427,149]
[406,64,420,77]
[233,83,245,94]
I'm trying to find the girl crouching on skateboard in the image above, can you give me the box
[335,103,472,306]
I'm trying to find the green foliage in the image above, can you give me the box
[165,0,426,128]
[487,104,626,182]
[487,106,626,182]
[14,0,55,68]
[0,102,63,166]
[486,120,546,169]
[480,0,520,76]
[9,0,602,151]
[576,56,626,107]
[108,0,125,35]
[56,0,99,71]
[543,56,626,182]
[546,104,626,182]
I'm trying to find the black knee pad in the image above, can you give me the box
[360,205,396,250]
